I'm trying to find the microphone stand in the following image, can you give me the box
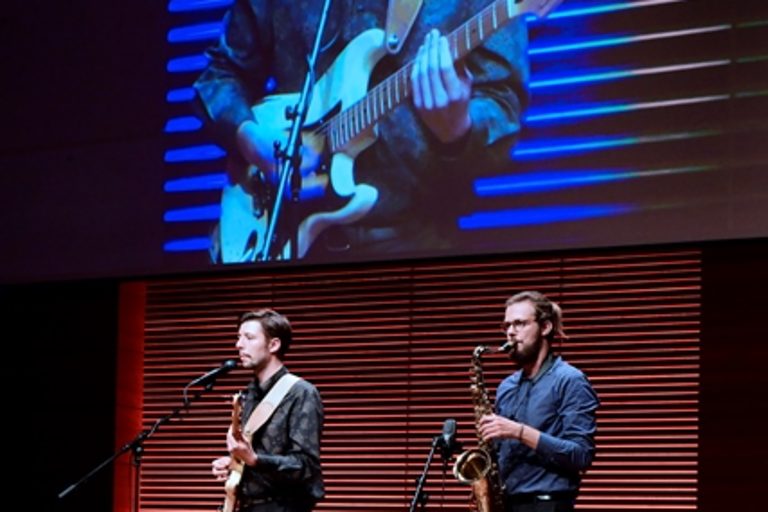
[259,0,334,261]
[409,435,443,512]
[58,379,224,512]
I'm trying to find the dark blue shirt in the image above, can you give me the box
[495,354,599,496]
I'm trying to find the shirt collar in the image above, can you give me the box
[520,352,557,385]
[247,365,288,400]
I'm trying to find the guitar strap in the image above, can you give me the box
[385,0,424,54]
[221,373,300,512]
[242,372,301,441]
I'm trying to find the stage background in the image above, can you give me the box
[10,238,767,512]
[1,0,766,511]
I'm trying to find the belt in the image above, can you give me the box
[506,491,576,505]
[237,496,315,512]
[236,496,275,510]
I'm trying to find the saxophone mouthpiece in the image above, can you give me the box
[498,341,515,353]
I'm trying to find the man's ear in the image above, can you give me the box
[541,320,553,337]
[268,337,281,355]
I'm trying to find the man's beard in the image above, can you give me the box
[511,336,542,366]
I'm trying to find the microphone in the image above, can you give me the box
[188,360,238,387]
[438,418,460,460]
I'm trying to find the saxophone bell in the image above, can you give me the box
[453,447,493,483]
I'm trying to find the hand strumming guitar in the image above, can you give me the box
[236,118,322,183]
[212,455,233,482]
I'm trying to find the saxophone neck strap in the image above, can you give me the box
[242,372,301,440]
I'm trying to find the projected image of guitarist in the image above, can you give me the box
[194,0,532,263]
[211,309,324,512]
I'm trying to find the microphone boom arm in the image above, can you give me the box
[59,365,232,507]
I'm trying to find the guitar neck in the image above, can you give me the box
[328,0,529,152]
[231,392,242,439]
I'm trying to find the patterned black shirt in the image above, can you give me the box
[238,366,324,506]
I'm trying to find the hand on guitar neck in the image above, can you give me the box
[212,393,254,482]
[410,29,473,144]
[227,425,258,467]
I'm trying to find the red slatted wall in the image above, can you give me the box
[134,247,700,511]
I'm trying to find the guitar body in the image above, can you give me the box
[219,182,268,263]
[218,29,386,262]
[222,462,243,512]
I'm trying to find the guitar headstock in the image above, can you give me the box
[518,0,564,18]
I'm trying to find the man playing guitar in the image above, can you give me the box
[211,309,323,512]
[194,0,531,262]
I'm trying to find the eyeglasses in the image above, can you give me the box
[500,318,536,333]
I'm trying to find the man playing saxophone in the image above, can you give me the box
[478,291,599,512]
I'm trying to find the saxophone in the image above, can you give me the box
[453,345,506,512]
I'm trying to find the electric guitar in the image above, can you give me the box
[218,0,563,262]
[221,393,244,512]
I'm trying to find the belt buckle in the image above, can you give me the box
[238,496,273,510]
